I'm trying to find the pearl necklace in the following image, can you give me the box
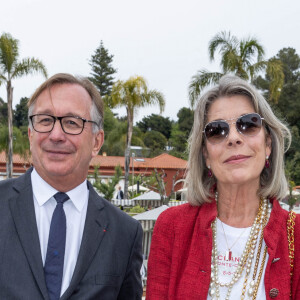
[209,193,272,299]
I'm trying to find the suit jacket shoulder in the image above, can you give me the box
[0,167,32,198]
[0,168,49,300]
[61,181,143,300]
[0,170,143,300]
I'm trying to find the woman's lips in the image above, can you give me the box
[224,155,250,163]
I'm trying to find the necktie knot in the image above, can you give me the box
[54,192,69,204]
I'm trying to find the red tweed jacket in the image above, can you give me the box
[146,199,300,300]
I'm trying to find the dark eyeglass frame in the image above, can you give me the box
[203,112,265,144]
[29,114,98,135]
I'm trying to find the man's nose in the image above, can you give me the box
[49,120,66,141]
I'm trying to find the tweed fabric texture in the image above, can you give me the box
[146,199,300,300]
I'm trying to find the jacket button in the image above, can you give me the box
[269,288,279,298]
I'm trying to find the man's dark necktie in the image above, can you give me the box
[44,192,69,300]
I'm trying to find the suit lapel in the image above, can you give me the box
[61,183,109,300]
[9,169,49,300]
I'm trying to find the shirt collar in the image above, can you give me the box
[31,168,88,212]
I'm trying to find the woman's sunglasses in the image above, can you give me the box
[203,113,264,144]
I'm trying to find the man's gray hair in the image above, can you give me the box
[28,73,103,132]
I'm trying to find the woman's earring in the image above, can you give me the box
[265,155,270,168]
[208,166,213,177]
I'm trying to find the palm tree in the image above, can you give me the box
[189,31,284,107]
[0,125,30,168]
[109,76,165,199]
[0,32,47,178]
[102,121,145,156]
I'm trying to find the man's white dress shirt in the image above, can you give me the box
[31,168,88,296]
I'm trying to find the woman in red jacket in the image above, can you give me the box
[147,75,299,300]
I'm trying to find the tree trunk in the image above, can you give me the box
[167,169,180,203]
[154,168,167,204]
[124,108,133,200]
[6,80,13,178]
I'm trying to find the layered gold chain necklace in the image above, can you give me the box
[209,193,272,300]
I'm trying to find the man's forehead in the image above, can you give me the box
[38,83,90,99]
[34,84,92,116]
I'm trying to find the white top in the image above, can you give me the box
[207,218,268,300]
[31,168,89,296]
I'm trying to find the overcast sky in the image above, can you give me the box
[0,0,299,123]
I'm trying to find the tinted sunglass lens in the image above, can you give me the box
[205,121,229,144]
[237,113,262,136]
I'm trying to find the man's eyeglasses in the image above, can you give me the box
[203,113,265,144]
[29,114,98,135]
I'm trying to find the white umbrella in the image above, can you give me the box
[133,205,169,220]
[286,190,300,196]
[128,184,149,192]
[176,187,187,193]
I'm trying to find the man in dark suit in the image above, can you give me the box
[116,186,124,199]
[0,74,143,299]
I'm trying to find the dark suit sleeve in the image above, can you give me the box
[117,222,143,300]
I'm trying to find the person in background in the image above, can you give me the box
[117,186,124,199]
[146,75,299,299]
[0,73,143,300]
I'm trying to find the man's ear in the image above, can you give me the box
[92,130,104,157]
[28,127,33,151]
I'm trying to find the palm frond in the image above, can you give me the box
[208,31,238,62]
[266,58,284,103]
[0,73,7,81]
[141,90,165,113]
[188,70,223,108]
[249,61,268,80]
[0,73,7,87]
[240,37,265,63]
[110,79,125,108]
[221,49,239,73]
[110,76,165,114]
[11,57,47,79]
[0,33,19,74]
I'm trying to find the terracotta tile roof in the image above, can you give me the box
[90,156,152,168]
[91,153,187,170]
[143,153,187,169]
[0,152,32,164]
[0,152,187,170]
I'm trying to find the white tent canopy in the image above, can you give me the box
[132,190,161,201]
[133,205,169,221]
[286,190,300,196]
[127,184,149,192]
[132,190,163,208]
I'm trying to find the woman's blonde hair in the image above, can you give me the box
[186,75,291,205]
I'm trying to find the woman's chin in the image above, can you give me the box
[218,172,260,186]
